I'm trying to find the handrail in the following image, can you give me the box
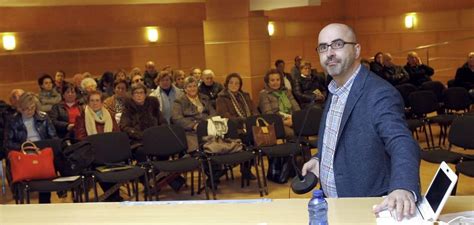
[391,36,474,66]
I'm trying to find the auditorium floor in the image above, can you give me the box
[1,133,473,204]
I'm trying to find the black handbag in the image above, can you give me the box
[266,156,291,184]
[56,139,94,176]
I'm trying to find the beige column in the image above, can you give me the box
[203,0,271,101]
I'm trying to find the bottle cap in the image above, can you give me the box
[312,190,323,198]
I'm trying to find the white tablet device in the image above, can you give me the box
[417,161,458,222]
[376,161,458,224]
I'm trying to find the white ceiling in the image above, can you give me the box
[0,0,204,7]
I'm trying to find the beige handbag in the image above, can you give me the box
[202,136,244,155]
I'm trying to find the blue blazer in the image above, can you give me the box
[316,65,421,199]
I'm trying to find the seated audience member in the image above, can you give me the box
[404,51,434,87]
[259,69,300,137]
[120,83,166,146]
[454,52,474,92]
[0,89,25,160]
[5,92,57,204]
[54,70,70,94]
[290,56,303,78]
[292,61,326,109]
[49,84,83,139]
[216,73,259,124]
[173,69,186,90]
[80,77,98,104]
[149,71,184,123]
[190,67,202,81]
[98,71,115,98]
[172,76,216,152]
[74,91,121,201]
[198,69,223,108]
[38,74,62,113]
[74,91,119,140]
[370,52,385,78]
[114,69,130,84]
[131,74,145,86]
[129,67,142,79]
[382,53,410,86]
[275,59,294,90]
[104,80,129,123]
[144,61,158,90]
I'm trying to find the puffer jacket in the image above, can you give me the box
[4,111,58,151]
[258,87,300,115]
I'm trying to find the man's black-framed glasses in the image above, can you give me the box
[316,39,357,53]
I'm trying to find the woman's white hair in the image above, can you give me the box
[81,77,97,89]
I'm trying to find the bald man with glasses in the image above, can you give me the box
[302,23,421,221]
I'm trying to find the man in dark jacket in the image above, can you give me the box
[292,61,326,108]
[404,51,434,87]
[454,52,474,91]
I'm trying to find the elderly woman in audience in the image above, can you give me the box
[79,77,98,104]
[173,69,186,90]
[198,69,223,108]
[215,73,259,180]
[292,61,326,109]
[38,74,62,113]
[216,73,258,124]
[49,84,83,139]
[114,69,130,83]
[74,91,121,201]
[104,80,129,124]
[259,69,300,137]
[74,91,119,140]
[150,71,184,123]
[5,92,57,204]
[120,83,166,146]
[190,67,202,81]
[172,76,216,152]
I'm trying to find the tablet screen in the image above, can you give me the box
[425,169,452,213]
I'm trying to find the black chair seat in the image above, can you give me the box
[209,151,255,165]
[261,142,300,157]
[420,149,462,164]
[456,161,474,177]
[406,119,424,131]
[429,114,456,125]
[152,157,200,173]
[93,167,145,183]
[24,178,82,192]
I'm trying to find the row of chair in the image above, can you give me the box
[6,106,324,203]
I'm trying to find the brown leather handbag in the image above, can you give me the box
[8,141,57,183]
[252,117,277,147]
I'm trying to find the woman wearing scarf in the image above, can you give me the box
[74,90,120,201]
[74,91,119,140]
[216,73,259,180]
[259,69,300,137]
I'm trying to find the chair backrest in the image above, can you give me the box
[292,107,323,137]
[420,81,446,102]
[443,87,472,112]
[196,119,240,146]
[395,83,418,108]
[142,124,188,157]
[34,139,62,157]
[408,90,439,116]
[85,132,131,165]
[448,115,474,149]
[244,114,286,146]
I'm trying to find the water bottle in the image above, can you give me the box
[308,190,328,225]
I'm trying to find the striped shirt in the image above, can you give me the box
[320,65,361,198]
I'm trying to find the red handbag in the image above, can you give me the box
[8,141,57,184]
